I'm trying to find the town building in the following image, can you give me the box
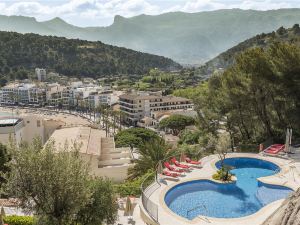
[48,126,132,182]
[119,92,194,125]
[137,109,197,128]
[35,68,47,82]
[0,83,46,106]
[0,115,64,145]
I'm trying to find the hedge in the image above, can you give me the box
[4,215,34,225]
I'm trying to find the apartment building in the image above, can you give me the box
[0,83,46,106]
[46,84,71,108]
[119,93,194,125]
[0,82,115,109]
[35,68,47,82]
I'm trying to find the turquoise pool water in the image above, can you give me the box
[165,157,293,220]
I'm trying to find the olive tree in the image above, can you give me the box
[4,139,91,225]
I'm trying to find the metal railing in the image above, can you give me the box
[141,172,161,223]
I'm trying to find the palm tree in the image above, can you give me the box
[128,138,176,179]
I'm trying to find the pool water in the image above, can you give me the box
[165,157,293,220]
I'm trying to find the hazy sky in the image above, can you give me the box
[0,0,300,27]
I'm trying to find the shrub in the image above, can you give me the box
[4,215,34,225]
[114,171,155,197]
[213,166,233,181]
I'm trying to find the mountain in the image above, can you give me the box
[197,24,300,77]
[0,31,181,81]
[1,9,300,64]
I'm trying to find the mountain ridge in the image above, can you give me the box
[1,9,300,64]
[197,24,300,77]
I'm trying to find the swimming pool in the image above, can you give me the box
[164,157,293,220]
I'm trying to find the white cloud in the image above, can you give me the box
[181,0,226,12]
[178,0,299,13]
[0,0,300,26]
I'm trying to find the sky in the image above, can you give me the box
[0,0,300,27]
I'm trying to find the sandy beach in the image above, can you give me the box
[0,106,93,127]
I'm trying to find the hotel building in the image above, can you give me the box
[119,93,194,125]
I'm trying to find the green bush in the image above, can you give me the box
[114,171,155,197]
[4,215,34,225]
[213,166,233,181]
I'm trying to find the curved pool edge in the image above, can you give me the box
[159,154,297,224]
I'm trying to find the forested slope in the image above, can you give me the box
[175,42,300,145]
[0,31,181,82]
[198,25,300,77]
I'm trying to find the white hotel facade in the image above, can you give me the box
[0,83,113,108]
[119,92,194,125]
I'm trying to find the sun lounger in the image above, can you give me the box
[163,170,180,177]
[164,162,185,173]
[171,157,191,169]
[264,144,285,155]
[186,157,201,165]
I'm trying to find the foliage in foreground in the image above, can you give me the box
[4,139,117,225]
[76,178,118,225]
[4,215,34,225]
[0,143,10,194]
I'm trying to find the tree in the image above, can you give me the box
[115,128,159,150]
[213,133,232,181]
[128,137,174,179]
[178,130,201,145]
[0,143,10,194]
[215,133,231,167]
[159,114,195,135]
[5,140,91,225]
[76,178,118,225]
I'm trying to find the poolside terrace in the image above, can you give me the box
[137,153,300,225]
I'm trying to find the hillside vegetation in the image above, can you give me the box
[175,42,300,145]
[1,9,300,64]
[0,31,180,82]
[198,24,300,77]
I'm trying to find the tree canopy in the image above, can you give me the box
[128,137,173,179]
[188,42,300,146]
[115,128,159,150]
[4,139,117,225]
[159,114,195,135]
[0,31,180,83]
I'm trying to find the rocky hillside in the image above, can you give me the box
[197,24,300,77]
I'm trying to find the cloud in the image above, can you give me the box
[0,0,299,26]
[0,0,160,25]
[179,0,299,12]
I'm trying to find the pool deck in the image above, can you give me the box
[139,153,300,225]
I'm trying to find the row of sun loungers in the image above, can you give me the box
[162,157,202,179]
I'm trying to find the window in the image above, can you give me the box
[37,120,41,127]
